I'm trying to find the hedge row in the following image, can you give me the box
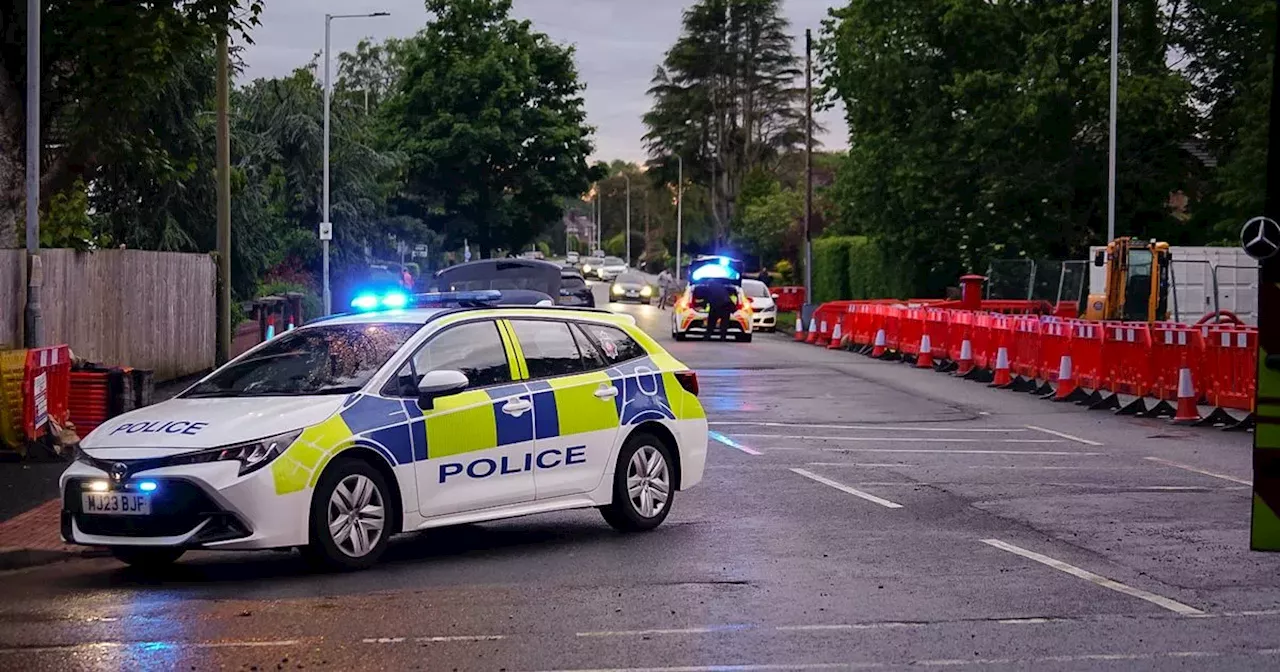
[811,236,911,303]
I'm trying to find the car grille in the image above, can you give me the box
[64,478,248,541]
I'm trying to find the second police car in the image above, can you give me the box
[670,255,754,343]
[60,290,708,570]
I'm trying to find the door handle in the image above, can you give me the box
[594,385,619,399]
[502,398,532,416]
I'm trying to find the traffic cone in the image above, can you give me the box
[265,314,276,340]
[870,328,888,358]
[810,320,827,345]
[916,334,933,368]
[827,322,845,350]
[794,317,808,342]
[1052,355,1087,402]
[1172,364,1201,425]
[955,339,974,376]
[990,346,1012,388]
[804,318,819,344]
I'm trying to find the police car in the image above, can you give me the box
[60,290,708,570]
[670,256,753,343]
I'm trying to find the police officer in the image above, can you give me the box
[702,280,735,341]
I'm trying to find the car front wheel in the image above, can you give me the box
[601,432,675,532]
[303,459,392,571]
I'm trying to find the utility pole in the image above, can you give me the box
[1106,0,1119,243]
[23,0,42,348]
[803,29,814,303]
[215,25,231,364]
[676,155,684,280]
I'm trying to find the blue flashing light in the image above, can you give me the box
[381,291,409,309]
[351,293,380,311]
[690,264,738,282]
[138,480,158,492]
[411,290,503,305]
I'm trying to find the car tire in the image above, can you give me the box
[600,431,675,533]
[302,458,393,571]
[109,546,185,569]
[673,331,687,341]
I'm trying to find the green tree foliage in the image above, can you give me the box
[384,0,595,257]
[820,0,1195,295]
[0,0,262,248]
[1179,0,1276,240]
[643,0,808,243]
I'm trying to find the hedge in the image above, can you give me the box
[812,236,911,303]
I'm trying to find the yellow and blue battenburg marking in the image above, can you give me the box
[269,352,700,495]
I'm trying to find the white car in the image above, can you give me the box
[60,292,708,570]
[566,251,580,265]
[596,257,628,282]
[741,279,778,332]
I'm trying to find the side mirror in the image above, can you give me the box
[771,293,779,300]
[1093,250,1106,267]
[417,369,469,410]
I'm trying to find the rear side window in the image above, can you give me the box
[578,323,645,365]
[510,320,586,379]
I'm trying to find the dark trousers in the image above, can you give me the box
[707,308,732,340]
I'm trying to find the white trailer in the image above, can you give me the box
[1087,245,1259,324]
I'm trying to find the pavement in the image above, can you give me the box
[0,282,1277,671]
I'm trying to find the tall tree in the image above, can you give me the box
[0,0,261,248]
[643,0,807,244]
[384,0,595,257]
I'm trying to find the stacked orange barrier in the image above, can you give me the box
[800,298,1260,428]
[21,345,71,441]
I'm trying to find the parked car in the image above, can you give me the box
[741,279,778,332]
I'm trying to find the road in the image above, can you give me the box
[1,281,1277,671]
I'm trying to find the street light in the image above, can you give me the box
[1106,0,1118,244]
[323,11,390,315]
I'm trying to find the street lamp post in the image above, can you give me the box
[1107,0,1118,244]
[23,0,42,348]
[323,11,389,315]
[623,173,632,267]
[675,155,683,281]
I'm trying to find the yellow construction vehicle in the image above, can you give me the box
[1082,237,1172,321]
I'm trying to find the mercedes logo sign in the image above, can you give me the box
[109,462,129,482]
[1241,216,1280,260]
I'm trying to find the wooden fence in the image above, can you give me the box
[0,251,24,349]
[0,249,216,380]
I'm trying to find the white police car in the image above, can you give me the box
[60,291,708,570]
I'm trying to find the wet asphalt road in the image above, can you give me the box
[2,283,1279,671]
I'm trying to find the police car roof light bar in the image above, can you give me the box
[408,290,504,307]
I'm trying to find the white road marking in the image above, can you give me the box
[577,626,751,637]
[980,538,1204,616]
[0,640,303,654]
[531,650,1280,672]
[765,447,1104,456]
[805,462,916,468]
[728,434,1061,444]
[362,637,406,644]
[775,622,921,632]
[416,635,506,643]
[708,431,762,455]
[1025,425,1103,446]
[789,469,904,508]
[709,422,1025,433]
[1144,456,1251,485]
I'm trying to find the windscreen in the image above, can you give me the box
[742,280,769,298]
[430,261,559,296]
[182,324,420,398]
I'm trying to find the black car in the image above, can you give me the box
[429,258,587,308]
[560,269,595,307]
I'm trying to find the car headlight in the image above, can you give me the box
[169,429,303,476]
[612,284,624,295]
[640,286,652,297]
[583,264,592,273]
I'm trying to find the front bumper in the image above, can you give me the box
[59,458,311,551]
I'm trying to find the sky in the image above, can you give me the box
[238,0,849,164]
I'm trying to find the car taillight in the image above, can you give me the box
[674,370,699,396]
